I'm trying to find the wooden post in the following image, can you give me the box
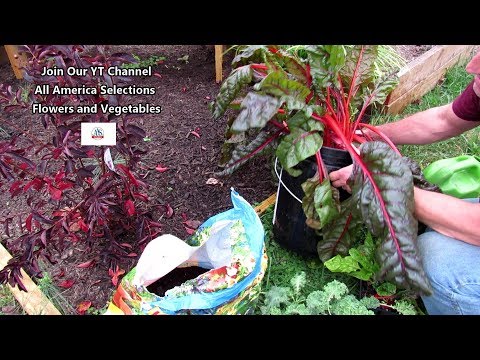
[0,243,61,315]
[4,45,27,80]
[215,45,224,83]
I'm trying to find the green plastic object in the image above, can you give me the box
[423,155,480,199]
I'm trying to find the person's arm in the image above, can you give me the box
[330,102,479,190]
[371,103,478,145]
[413,187,480,245]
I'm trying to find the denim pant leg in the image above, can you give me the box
[417,198,480,315]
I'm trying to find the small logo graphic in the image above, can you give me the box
[81,123,116,146]
[91,127,104,140]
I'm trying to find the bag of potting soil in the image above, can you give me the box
[105,188,267,315]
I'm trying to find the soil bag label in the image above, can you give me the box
[105,188,268,315]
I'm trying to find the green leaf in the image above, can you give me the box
[393,299,417,315]
[285,303,309,315]
[325,45,347,70]
[341,46,378,89]
[263,286,290,310]
[231,93,282,133]
[324,254,360,273]
[305,45,346,90]
[359,296,381,310]
[360,232,376,258]
[287,110,323,131]
[231,45,268,66]
[317,196,362,262]
[212,65,253,119]
[322,280,349,302]
[349,248,378,274]
[290,272,306,295]
[375,282,397,296]
[331,294,375,315]
[281,52,308,82]
[276,113,323,177]
[350,268,375,281]
[254,70,311,110]
[302,176,340,230]
[364,74,399,107]
[351,141,432,295]
[306,290,329,314]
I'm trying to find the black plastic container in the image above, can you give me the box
[273,147,353,256]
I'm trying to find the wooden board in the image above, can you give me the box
[0,243,61,315]
[4,45,27,80]
[215,45,224,83]
[386,45,477,114]
[254,193,276,215]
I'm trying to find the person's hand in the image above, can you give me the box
[329,164,353,193]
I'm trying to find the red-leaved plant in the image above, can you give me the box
[0,45,162,291]
[211,45,432,295]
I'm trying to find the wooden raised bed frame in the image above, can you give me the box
[385,45,477,114]
[0,243,61,315]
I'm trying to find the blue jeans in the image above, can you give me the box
[418,198,480,315]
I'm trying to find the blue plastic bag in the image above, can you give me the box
[106,188,268,315]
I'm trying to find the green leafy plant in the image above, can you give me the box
[324,232,379,281]
[211,45,432,296]
[260,273,379,315]
[122,54,165,69]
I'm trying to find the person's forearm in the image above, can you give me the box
[414,187,480,245]
[371,105,475,145]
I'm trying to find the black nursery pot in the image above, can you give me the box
[273,147,352,257]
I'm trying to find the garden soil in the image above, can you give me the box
[0,45,432,314]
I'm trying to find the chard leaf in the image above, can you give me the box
[276,112,323,176]
[317,196,362,262]
[280,52,307,82]
[232,46,268,66]
[349,248,379,280]
[365,74,398,105]
[305,45,346,90]
[352,141,432,295]
[254,70,310,110]
[302,175,340,230]
[231,93,282,132]
[212,65,253,119]
[341,46,378,91]
[216,129,276,176]
[324,254,360,273]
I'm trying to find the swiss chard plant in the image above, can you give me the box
[211,45,432,295]
[0,45,162,291]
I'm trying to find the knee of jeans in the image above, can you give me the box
[417,231,454,287]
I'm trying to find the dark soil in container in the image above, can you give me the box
[146,266,209,297]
